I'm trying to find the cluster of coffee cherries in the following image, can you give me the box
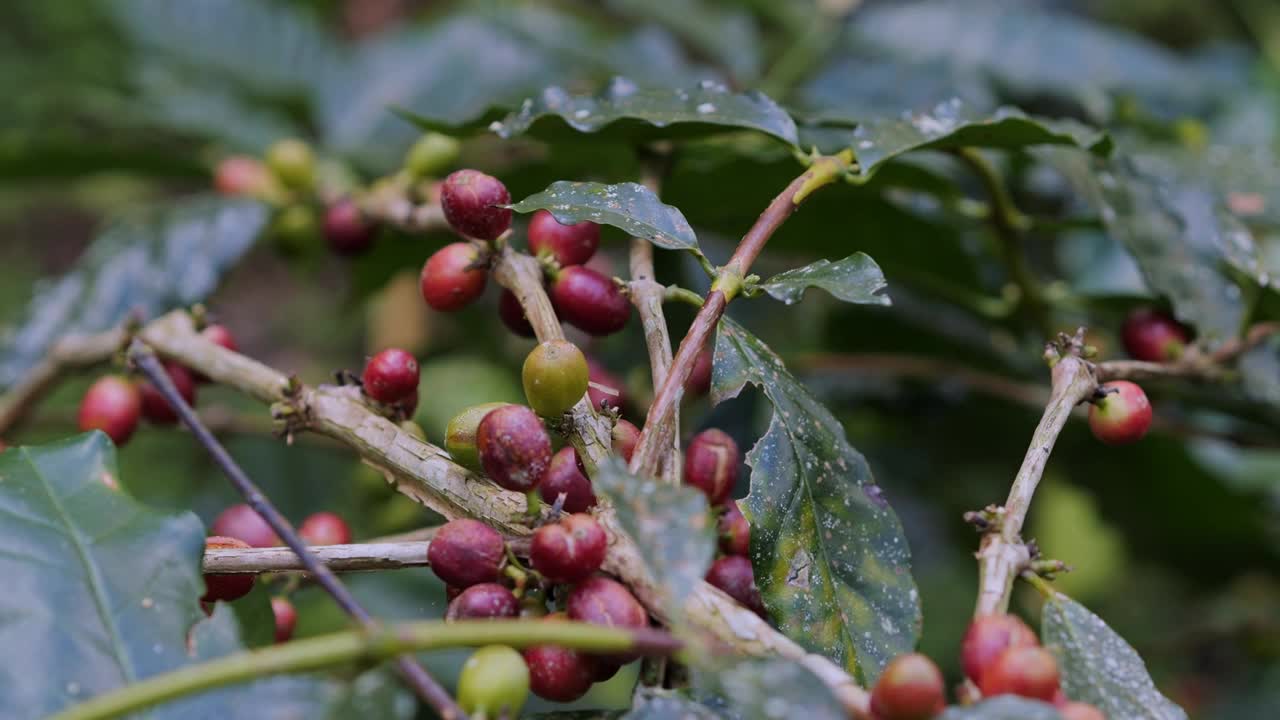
[868,614,1104,720]
[76,324,238,446]
[1086,307,1189,447]
[200,503,353,644]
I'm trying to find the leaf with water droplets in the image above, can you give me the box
[1041,590,1188,720]
[509,181,699,251]
[759,253,891,307]
[817,101,1109,177]
[937,697,1063,719]
[594,457,716,617]
[694,656,846,720]
[622,688,726,719]
[712,318,919,683]
[487,77,798,146]
[1239,337,1280,409]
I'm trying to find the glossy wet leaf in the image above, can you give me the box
[1041,590,1188,720]
[486,77,798,146]
[694,656,845,720]
[594,457,716,617]
[509,181,699,251]
[712,318,919,682]
[0,196,268,392]
[1239,338,1280,409]
[623,688,725,719]
[760,253,891,307]
[937,696,1063,720]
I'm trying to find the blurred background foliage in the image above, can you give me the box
[3,0,1280,717]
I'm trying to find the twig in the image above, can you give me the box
[136,310,871,717]
[49,620,683,720]
[952,148,1050,337]
[0,328,126,434]
[972,335,1097,616]
[1096,322,1280,382]
[127,342,463,720]
[630,151,855,478]
[203,537,532,574]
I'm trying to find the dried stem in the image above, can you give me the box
[49,620,683,720]
[0,328,126,434]
[630,151,854,478]
[127,343,463,720]
[204,541,429,574]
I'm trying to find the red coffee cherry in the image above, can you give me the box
[202,536,255,603]
[440,169,512,240]
[299,512,351,545]
[539,447,597,513]
[362,348,420,405]
[685,347,714,397]
[1059,702,1106,720]
[322,199,377,256]
[1088,381,1152,446]
[587,359,625,411]
[705,555,765,617]
[477,405,552,492]
[271,597,297,643]
[567,576,648,664]
[499,289,536,338]
[551,266,631,336]
[522,340,589,417]
[528,210,600,267]
[446,583,520,621]
[428,518,506,588]
[523,642,595,702]
[530,514,607,584]
[139,362,197,426]
[211,503,279,548]
[214,155,270,196]
[979,646,1060,702]
[960,614,1039,683]
[1122,308,1190,362]
[719,500,750,557]
[611,419,640,463]
[869,653,947,720]
[684,429,739,505]
[420,242,489,311]
[78,375,142,446]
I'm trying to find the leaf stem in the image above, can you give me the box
[127,343,463,720]
[50,620,683,720]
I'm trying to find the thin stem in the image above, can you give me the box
[973,347,1096,616]
[953,148,1051,337]
[629,151,854,478]
[663,285,705,307]
[203,541,430,574]
[50,620,683,720]
[127,343,462,720]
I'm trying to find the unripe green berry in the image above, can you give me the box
[265,138,316,190]
[405,133,461,179]
[446,402,512,472]
[457,645,529,718]
[523,340,589,417]
[270,205,318,254]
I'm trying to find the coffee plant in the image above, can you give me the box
[4,1,1280,719]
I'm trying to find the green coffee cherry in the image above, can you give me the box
[266,138,316,190]
[446,402,512,472]
[457,645,529,718]
[269,205,318,255]
[522,340,588,418]
[405,133,461,179]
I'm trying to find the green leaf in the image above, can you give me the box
[1239,338,1280,409]
[509,181,699,251]
[937,696,1063,720]
[601,0,762,85]
[623,688,725,719]
[485,78,798,146]
[694,656,846,720]
[593,457,716,616]
[712,318,919,682]
[1041,590,1189,720]
[824,102,1110,177]
[0,196,268,392]
[759,253,891,307]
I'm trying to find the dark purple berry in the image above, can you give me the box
[551,266,631,336]
[499,289,536,337]
[440,169,512,240]
[476,405,552,492]
[428,518,506,588]
[528,210,599,267]
[705,555,765,617]
[530,514,607,584]
[446,583,520,620]
[323,199,377,256]
[684,429,739,505]
[539,447,597,513]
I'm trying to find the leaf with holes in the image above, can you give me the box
[594,457,716,617]
[712,318,919,682]
[481,77,797,146]
[1041,590,1188,720]
[937,697,1063,720]
[760,253,891,306]
[509,181,699,251]
[0,196,268,392]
